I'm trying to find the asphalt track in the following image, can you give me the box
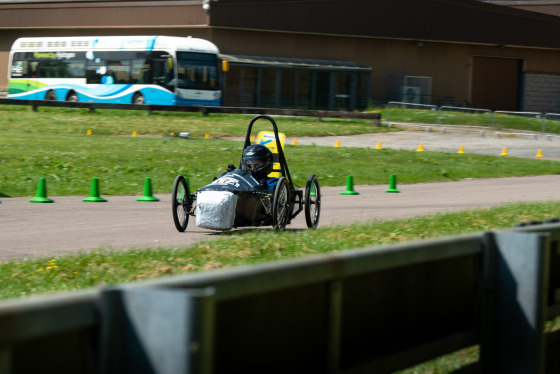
[1,174,560,260]
[2,127,560,260]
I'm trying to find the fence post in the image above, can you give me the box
[0,348,11,374]
[327,279,343,373]
[385,102,391,122]
[480,231,549,374]
[99,286,215,374]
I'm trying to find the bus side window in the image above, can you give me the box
[150,51,175,91]
[30,62,39,78]
[86,59,105,84]
[11,60,28,78]
[67,61,86,78]
[132,60,150,84]
[151,59,174,90]
[107,60,131,84]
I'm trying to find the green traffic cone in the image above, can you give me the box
[137,177,159,202]
[83,178,107,202]
[29,177,54,203]
[385,174,400,193]
[310,183,317,197]
[340,175,359,195]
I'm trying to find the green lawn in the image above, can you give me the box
[384,105,560,133]
[2,133,560,197]
[0,105,387,137]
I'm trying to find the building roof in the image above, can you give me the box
[208,0,560,49]
[2,0,560,50]
[484,1,560,16]
[219,53,372,71]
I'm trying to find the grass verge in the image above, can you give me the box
[383,106,560,134]
[2,134,559,197]
[2,200,559,300]
[0,105,388,137]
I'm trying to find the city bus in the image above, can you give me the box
[7,35,224,106]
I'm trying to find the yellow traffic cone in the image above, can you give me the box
[86,129,92,136]
[500,147,508,156]
[417,143,424,152]
[536,148,543,157]
[293,137,298,145]
[204,134,210,139]
[457,145,465,154]
[132,131,137,137]
[335,139,340,147]
[376,141,382,150]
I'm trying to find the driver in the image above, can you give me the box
[241,144,278,190]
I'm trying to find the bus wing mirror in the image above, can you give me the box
[222,60,229,72]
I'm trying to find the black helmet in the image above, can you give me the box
[242,144,273,179]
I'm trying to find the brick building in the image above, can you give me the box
[2,0,560,111]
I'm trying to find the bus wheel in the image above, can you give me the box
[66,91,78,102]
[45,90,57,101]
[132,93,145,105]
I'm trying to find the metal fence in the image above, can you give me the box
[1,221,560,374]
[384,101,439,123]
[386,101,560,135]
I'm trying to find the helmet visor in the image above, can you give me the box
[245,158,268,172]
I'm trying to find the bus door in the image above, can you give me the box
[150,52,175,93]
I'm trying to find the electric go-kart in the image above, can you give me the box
[172,114,321,232]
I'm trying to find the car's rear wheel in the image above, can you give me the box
[172,175,192,232]
[304,174,321,229]
[272,177,290,231]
